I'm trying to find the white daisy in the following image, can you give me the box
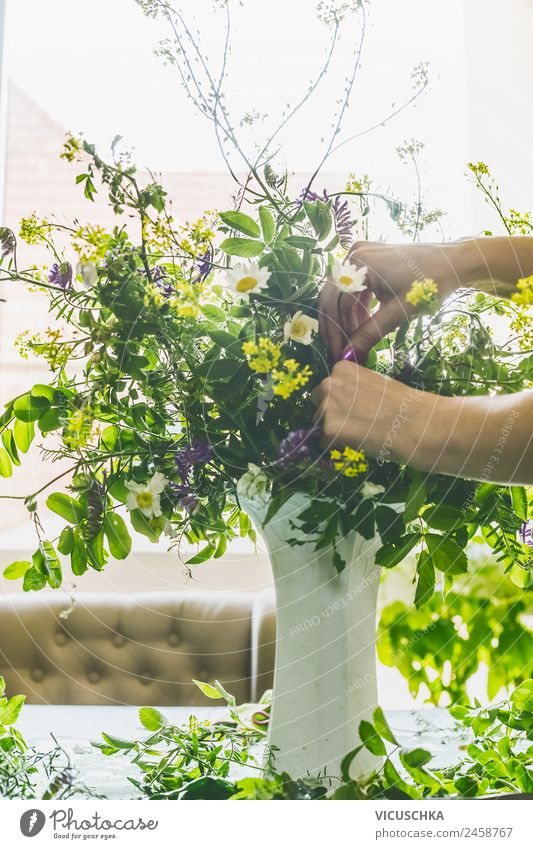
[360,481,385,500]
[225,262,271,299]
[76,261,98,289]
[283,311,319,346]
[331,260,368,293]
[125,471,168,519]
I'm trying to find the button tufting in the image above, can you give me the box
[31,668,45,683]
[198,669,209,680]
[55,631,68,646]
[139,672,153,686]
[112,634,126,648]
[167,632,181,647]
[87,670,102,685]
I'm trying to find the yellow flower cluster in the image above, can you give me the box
[169,280,199,319]
[19,214,52,246]
[64,403,97,450]
[16,328,71,371]
[405,278,439,309]
[512,276,533,307]
[511,308,533,351]
[242,338,312,399]
[242,338,282,373]
[330,446,368,478]
[272,359,313,399]
[72,224,110,263]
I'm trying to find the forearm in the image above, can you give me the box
[403,389,533,485]
[453,237,533,298]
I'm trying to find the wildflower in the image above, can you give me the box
[405,278,439,309]
[0,227,16,257]
[519,521,533,548]
[19,214,52,246]
[225,261,271,299]
[76,260,98,289]
[48,262,73,289]
[195,248,213,282]
[169,482,199,515]
[331,259,368,293]
[512,275,533,307]
[175,439,212,481]
[125,471,168,519]
[510,308,533,351]
[360,480,385,499]
[236,463,269,500]
[243,338,282,373]
[283,311,318,346]
[278,426,319,467]
[330,446,368,478]
[272,359,313,399]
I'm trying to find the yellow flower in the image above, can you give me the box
[511,308,533,351]
[272,359,312,399]
[243,337,282,373]
[405,278,439,309]
[512,276,533,307]
[331,446,368,478]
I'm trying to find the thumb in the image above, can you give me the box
[343,299,412,362]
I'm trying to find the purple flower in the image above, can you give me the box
[278,425,320,468]
[175,439,212,481]
[0,227,16,257]
[48,261,73,289]
[519,521,533,547]
[195,248,213,282]
[169,482,199,514]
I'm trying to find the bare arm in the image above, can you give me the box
[312,363,533,485]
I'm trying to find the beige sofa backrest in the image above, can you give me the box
[0,591,276,706]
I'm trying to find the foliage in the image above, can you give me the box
[0,677,91,800]
[378,562,533,706]
[96,680,533,800]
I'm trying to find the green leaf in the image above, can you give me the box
[104,512,132,560]
[139,706,166,731]
[400,747,432,769]
[57,527,75,556]
[3,560,32,580]
[414,550,435,608]
[71,532,88,576]
[187,543,216,565]
[511,679,533,713]
[206,330,238,350]
[403,472,427,522]
[2,429,20,465]
[422,505,465,532]
[376,533,421,568]
[0,694,25,725]
[220,238,264,258]
[258,206,275,243]
[219,211,261,238]
[201,304,226,322]
[101,732,135,751]
[39,541,62,589]
[46,493,85,524]
[193,679,223,700]
[358,720,387,756]
[196,358,242,382]
[353,499,375,540]
[0,447,13,477]
[13,393,50,422]
[511,486,528,521]
[426,534,468,575]
[22,566,46,592]
[373,706,398,745]
[13,418,35,453]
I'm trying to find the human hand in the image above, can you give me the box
[318,241,463,362]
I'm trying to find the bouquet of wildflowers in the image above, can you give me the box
[0,0,532,605]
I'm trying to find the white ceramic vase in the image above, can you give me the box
[244,494,382,781]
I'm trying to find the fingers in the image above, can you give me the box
[343,298,414,362]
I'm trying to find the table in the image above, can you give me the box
[16,705,466,800]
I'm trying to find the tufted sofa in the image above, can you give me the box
[0,591,276,706]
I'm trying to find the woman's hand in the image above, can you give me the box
[318,241,466,362]
[311,361,533,485]
[311,361,440,466]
